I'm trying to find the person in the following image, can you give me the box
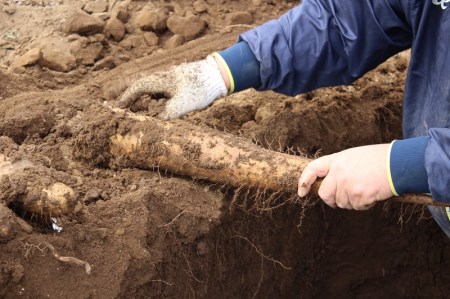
[118,1,450,236]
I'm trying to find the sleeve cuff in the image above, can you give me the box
[214,41,261,93]
[389,136,431,195]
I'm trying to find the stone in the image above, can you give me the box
[119,35,144,50]
[136,8,168,32]
[192,0,207,13]
[225,12,254,26]
[40,47,76,72]
[93,56,115,71]
[14,48,41,67]
[66,34,80,42]
[64,11,105,36]
[167,15,206,41]
[118,54,130,61]
[113,2,129,23]
[89,33,106,43]
[9,64,25,74]
[105,17,125,42]
[91,12,109,20]
[172,3,184,16]
[2,5,16,15]
[70,39,103,65]
[165,34,184,49]
[124,23,134,34]
[83,0,108,14]
[143,32,159,46]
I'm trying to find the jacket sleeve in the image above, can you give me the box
[237,0,413,96]
[426,128,450,202]
[387,129,450,203]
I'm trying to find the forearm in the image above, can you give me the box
[213,55,231,92]
[213,0,412,96]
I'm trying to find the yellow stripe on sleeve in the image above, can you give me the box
[387,140,399,196]
[212,52,235,94]
[445,207,450,221]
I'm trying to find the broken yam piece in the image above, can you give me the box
[0,139,78,218]
[0,204,16,242]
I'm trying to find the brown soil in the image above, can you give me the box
[1,1,450,299]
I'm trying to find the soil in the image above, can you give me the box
[1,1,450,299]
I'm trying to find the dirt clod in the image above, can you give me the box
[13,48,42,67]
[167,14,206,41]
[41,47,76,72]
[136,8,168,32]
[64,11,105,36]
[225,11,254,25]
[105,17,126,42]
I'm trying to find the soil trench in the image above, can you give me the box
[1,1,450,299]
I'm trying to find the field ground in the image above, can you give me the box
[1,1,449,298]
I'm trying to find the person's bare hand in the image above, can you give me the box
[298,144,393,210]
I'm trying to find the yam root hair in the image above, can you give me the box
[73,107,443,207]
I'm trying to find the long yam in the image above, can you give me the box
[79,108,444,207]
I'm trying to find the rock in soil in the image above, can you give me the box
[64,11,105,36]
[136,8,168,32]
[92,55,115,70]
[83,0,108,14]
[167,14,206,41]
[112,1,129,23]
[70,39,104,66]
[193,0,208,13]
[225,11,254,25]
[40,47,76,72]
[13,48,41,67]
[105,17,126,42]
[165,34,184,49]
[143,32,159,47]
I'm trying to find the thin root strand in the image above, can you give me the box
[44,242,92,275]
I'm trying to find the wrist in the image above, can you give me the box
[386,141,398,196]
[201,56,228,107]
[389,136,430,195]
[214,41,261,94]
[212,54,231,92]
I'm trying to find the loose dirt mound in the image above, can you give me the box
[1,1,450,298]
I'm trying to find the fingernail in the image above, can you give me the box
[298,189,306,197]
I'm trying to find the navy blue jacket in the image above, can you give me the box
[217,0,450,205]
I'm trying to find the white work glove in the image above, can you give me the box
[118,56,228,119]
[298,144,394,210]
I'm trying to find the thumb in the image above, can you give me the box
[298,155,333,197]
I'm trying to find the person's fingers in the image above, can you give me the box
[118,73,174,109]
[159,92,192,120]
[118,77,152,108]
[335,185,352,210]
[298,155,333,197]
[158,101,184,120]
[362,202,377,210]
[318,170,338,208]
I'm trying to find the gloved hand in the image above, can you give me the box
[117,56,228,119]
[297,144,394,210]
